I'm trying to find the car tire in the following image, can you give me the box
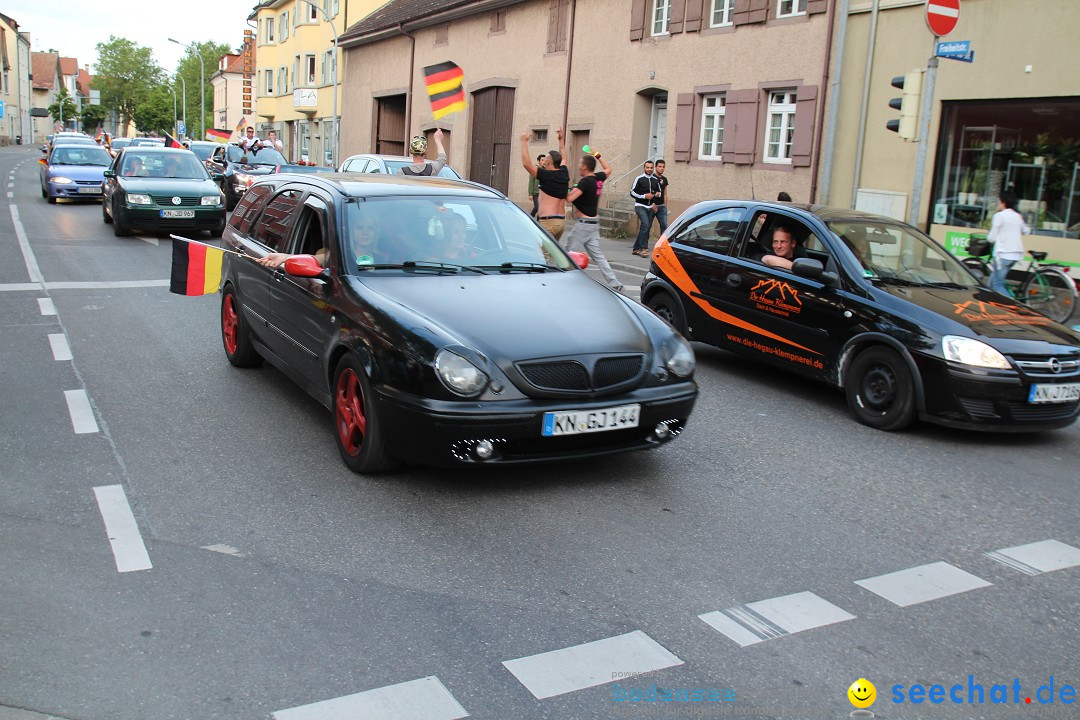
[209,220,225,239]
[40,184,47,198]
[226,195,237,212]
[47,193,56,204]
[845,346,917,431]
[221,284,261,368]
[646,290,688,337]
[102,197,113,223]
[332,354,398,474]
[112,200,130,236]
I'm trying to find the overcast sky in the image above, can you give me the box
[7,0,258,75]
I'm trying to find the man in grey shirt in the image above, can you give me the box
[399,128,447,176]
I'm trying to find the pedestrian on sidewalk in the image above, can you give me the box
[565,149,623,291]
[630,161,661,256]
[655,159,670,234]
[521,129,570,241]
[987,190,1027,297]
[528,155,543,217]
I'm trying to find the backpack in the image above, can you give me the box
[401,164,435,176]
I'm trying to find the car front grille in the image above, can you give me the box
[957,396,998,420]
[150,195,199,206]
[593,356,645,389]
[958,396,1079,423]
[517,361,591,391]
[75,180,101,186]
[1009,353,1080,378]
[515,354,646,394]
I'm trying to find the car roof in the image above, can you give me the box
[259,172,503,199]
[344,154,432,163]
[119,147,197,156]
[687,200,914,227]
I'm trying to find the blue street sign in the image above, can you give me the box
[937,40,974,63]
[0,100,5,119]
[178,121,186,137]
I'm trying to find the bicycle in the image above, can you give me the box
[961,240,1078,324]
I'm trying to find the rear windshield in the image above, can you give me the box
[384,160,460,179]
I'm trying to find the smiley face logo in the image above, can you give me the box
[848,678,876,709]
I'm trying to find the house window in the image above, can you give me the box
[304,55,316,85]
[264,69,274,96]
[323,119,335,165]
[332,0,340,17]
[281,13,289,40]
[325,51,335,84]
[547,0,570,53]
[777,0,807,18]
[710,0,734,27]
[699,94,726,160]
[320,54,326,85]
[300,122,310,160]
[307,3,319,22]
[652,0,671,36]
[491,10,506,32]
[277,67,285,95]
[533,128,548,142]
[764,90,797,164]
[266,17,275,43]
[434,24,448,46]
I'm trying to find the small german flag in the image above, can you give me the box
[423,61,466,120]
[206,128,231,143]
[170,236,226,296]
[164,131,184,149]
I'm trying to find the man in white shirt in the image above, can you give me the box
[987,191,1027,297]
[240,126,261,152]
[266,129,283,152]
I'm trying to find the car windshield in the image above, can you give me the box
[132,139,164,147]
[110,138,132,149]
[120,152,209,179]
[343,196,574,273]
[384,160,460,179]
[226,145,287,166]
[188,143,216,161]
[828,220,978,287]
[51,147,113,166]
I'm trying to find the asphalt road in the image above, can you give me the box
[1,145,1078,720]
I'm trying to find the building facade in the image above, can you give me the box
[30,51,60,142]
[0,12,32,144]
[212,51,250,134]
[822,0,1080,264]
[339,0,834,220]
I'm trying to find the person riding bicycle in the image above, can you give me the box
[987,191,1027,296]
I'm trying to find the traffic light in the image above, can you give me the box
[886,70,923,141]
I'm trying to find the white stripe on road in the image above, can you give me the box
[272,676,468,720]
[38,297,57,315]
[700,591,856,647]
[11,205,45,283]
[985,540,1080,576]
[855,561,991,607]
[137,236,160,246]
[5,192,11,198]
[45,279,171,290]
[502,630,683,700]
[48,333,73,361]
[92,485,152,573]
[927,2,960,18]
[0,282,43,292]
[64,389,99,434]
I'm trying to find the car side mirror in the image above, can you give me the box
[102,169,114,178]
[791,257,838,285]
[568,250,589,269]
[283,255,328,279]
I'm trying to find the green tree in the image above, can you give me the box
[175,41,230,139]
[47,87,78,127]
[94,36,164,133]
[133,86,175,136]
[81,103,109,132]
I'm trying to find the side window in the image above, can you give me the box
[671,207,744,256]
[229,184,273,235]
[251,189,303,252]
[743,210,826,265]
[289,200,329,258]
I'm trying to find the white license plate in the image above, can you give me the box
[160,209,195,218]
[1028,383,1080,404]
[542,403,640,436]
[78,186,101,194]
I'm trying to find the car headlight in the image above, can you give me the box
[435,349,489,396]
[662,335,695,377]
[51,176,74,184]
[942,335,1011,369]
[126,193,152,205]
[234,173,254,187]
[201,195,221,206]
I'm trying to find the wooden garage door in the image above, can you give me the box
[469,86,515,193]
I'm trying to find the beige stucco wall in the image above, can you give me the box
[212,71,246,134]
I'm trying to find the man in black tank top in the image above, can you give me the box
[400,128,448,176]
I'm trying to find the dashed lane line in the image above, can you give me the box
[10,205,44,283]
[37,297,56,315]
[63,389,99,434]
[48,333,73,361]
[985,539,1080,576]
[92,485,152,573]
[699,591,856,647]
[271,676,468,720]
[855,561,992,608]
[1,280,169,292]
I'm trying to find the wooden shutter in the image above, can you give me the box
[630,0,648,41]
[685,0,704,32]
[807,0,828,14]
[725,89,760,165]
[673,93,695,162]
[556,0,570,50]
[791,85,817,167]
[669,0,686,34]
[548,0,561,52]
[735,0,768,25]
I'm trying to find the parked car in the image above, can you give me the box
[338,153,462,179]
[219,174,697,471]
[642,201,1080,432]
[205,142,288,210]
[38,143,113,203]
[101,147,226,238]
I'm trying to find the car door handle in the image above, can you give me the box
[725,273,742,288]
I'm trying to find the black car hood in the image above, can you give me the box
[875,283,1080,348]
[353,271,651,362]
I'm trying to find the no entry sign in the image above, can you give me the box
[926,0,960,37]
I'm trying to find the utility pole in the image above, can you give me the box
[907,40,939,227]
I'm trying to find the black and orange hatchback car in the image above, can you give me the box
[642,201,1080,432]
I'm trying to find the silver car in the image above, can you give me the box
[338,153,462,179]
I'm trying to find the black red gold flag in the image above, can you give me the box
[164,132,184,149]
[170,236,225,296]
[423,62,466,120]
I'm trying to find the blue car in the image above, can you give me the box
[39,143,113,204]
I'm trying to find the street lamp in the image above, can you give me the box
[168,85,177,138]
[176,75,187,137]
[169,38,204,140]
[295,0,340,166]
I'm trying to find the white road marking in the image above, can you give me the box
[5,192,11,198]
[137,236,160,246]
[856,561,991,607]
[63,389,99,434]
[700,591,856,647]
[38,297,57,315]
[48,333,73,361]
[0,282,43,292]
[985,540,1080,576]
[6,183,12,188]
[11,205,45,283]
[92,485,152,573]
[271,676,468,720]
[502,630,683,700]
[44,279,171,290]
[201,544,245,557]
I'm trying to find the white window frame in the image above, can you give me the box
[710,0,734,27]
[764,90,797,164]
[320,54,326,86]
[699,94,726,160]
[777,0,807,18]
[264,68,274,96]
[307,3,319,22]
[266,17,275,43]
[304,54,316,86]
[323,119,335,165]
[332,0,340,16]
[651,0,671,36]
[280,12,289,41]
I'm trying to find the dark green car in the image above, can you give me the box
[102,147,226,238]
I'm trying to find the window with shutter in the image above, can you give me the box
[790,85,817,167]
[777,0,807,18]
[733,0,769,25]
[699,94,726,160]
[545,0,569,52]
[806,0,828,13]
[651,0,672,36]
[673,93,695,162]
[669,0,685,34]
[630,0,648,41]
[711,0,735,27]
[684,0,704,32]
[763,90,797,164]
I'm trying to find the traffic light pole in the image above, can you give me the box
[907,39,939,227]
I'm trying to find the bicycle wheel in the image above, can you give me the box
[1020,269,1077,324]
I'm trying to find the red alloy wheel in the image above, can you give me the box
[222,294,239,355]
[336,368,367,457]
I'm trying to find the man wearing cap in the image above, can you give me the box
[399,128,447,176]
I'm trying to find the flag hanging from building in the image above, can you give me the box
[423,62,466,120]
[206,128,231,143]
[164,132,184,149]
[170,236,225,296]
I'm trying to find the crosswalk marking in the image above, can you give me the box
[855,561,991,607]
[271,676,468,720]
[700,591,855,647]
[985,540,1080,576]
[502,630,682,700]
